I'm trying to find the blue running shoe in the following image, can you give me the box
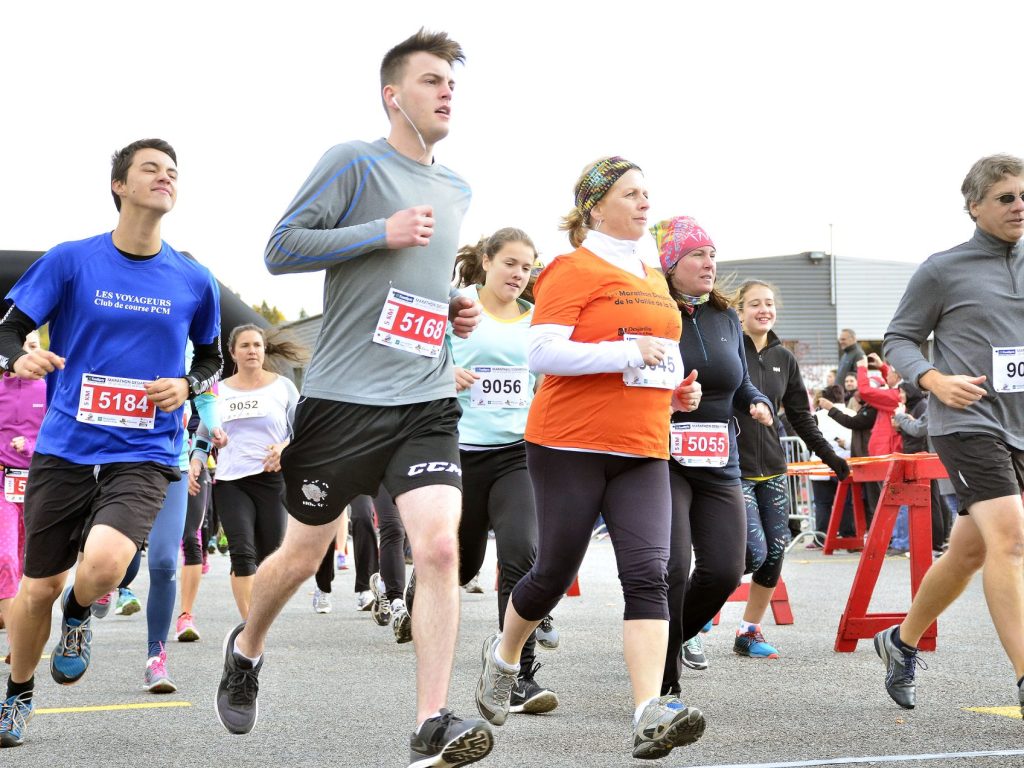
[50,586,93,685]
[701,619,714,634]
[733,625,779,659]
[115,587,141,616]
[0,691,34,748]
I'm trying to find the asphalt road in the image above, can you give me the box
[3,540,1023,767]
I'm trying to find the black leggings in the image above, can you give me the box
[314,495,382,593]
[742,476,790,588]
[374,486,407,603]
[458,443,538,668]
[182,466,210,567]
[664,469,746,690]
[511,444,671,623]
[214,472,287,577]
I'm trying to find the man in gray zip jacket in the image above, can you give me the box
[875,154,1024,719]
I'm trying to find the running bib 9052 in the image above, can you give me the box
[222,394,268,422]
[373,287,448,358]
[622,335,684,389]
[4,469,28,503]
[470,365,529,409]
[670,422,729,467]
[77,374,157,430]
[992,346,1024,393]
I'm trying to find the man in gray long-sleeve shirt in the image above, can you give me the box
[213,29,496,767]
[874,154,1024,720]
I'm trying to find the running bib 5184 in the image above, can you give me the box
[373,287,447,358]
[222,394,268,422]
[622,335,684,389]
[992,346,1024,393]
[670,422,729,468]
[77,374,157,430]
[470,365,529,409]
[4,469,28,503]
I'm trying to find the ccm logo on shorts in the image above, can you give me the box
[407,461,462,477]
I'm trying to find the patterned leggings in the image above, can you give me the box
[741,475,791,588]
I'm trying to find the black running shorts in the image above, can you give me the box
[931,432,1024,514]
[23,452,179,578]
[281,397,463,526]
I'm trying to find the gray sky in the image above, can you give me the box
[4,1,1022,319]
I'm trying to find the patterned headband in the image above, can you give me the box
[574,156,641,223]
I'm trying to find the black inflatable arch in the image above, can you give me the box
[1,250,268,370]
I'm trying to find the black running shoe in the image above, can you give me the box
[405,568,417,618]
[215,622,263,734]
[1018,681,1024,720]
[509,662,558,715]
[873,625,925,709]
[408,709,493,767]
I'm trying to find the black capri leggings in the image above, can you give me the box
[459,443,538,668]
[182,466,211,567]
[664,469,746,691]
[511,444,671,623]
[742,476,791,589]
[214,472,287,577]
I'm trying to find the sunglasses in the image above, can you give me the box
[995,192,1024,204]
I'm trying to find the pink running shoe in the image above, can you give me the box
[144,646,177,693]
[90,592,114,619]
[175,612,200,643]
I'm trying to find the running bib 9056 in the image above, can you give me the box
[622,335,684,389]
[4,469,28,503]
[670,422,729,468]
[470,365,529,409]
[992,346,1024,393]
[77,374,157,430]
[373,287,448,358]
[222,394,268,422]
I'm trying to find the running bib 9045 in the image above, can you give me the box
[373,287,448,358]
[4,469,28,503]
[992,346,1024,393]
[622,335,684,389]
[670,422,729,467]
[470,365,529,409]
[77,374,157,430]
[222,394,268,422]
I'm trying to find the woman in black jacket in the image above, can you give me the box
[732,280,851,658]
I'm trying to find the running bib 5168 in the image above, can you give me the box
[77,374,157,430]
[470,365,529,409]
[222,394,268,422]
[622,335,684,389]
[4,469,28,503]
[992,346,1024,393]
[670,422,729,467]
[373,287,447,358]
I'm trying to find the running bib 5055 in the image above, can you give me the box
[4,469,28,503]
[993,346,1024,393]
[670,422,729,467]
[622,335,684,389]
[77,374,157,430]
[470,365,529,409]
[373,287,447,358]
[222,394,268,422]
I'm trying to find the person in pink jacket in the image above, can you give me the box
[856,353,904,456]
[0,332,46,627]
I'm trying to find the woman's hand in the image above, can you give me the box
[750,402,773,425]
[671,370,701,412]
[263,441,288,473]
[634,337,666,367]
[454,366,479,393]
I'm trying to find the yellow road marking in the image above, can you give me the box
[37,701,192,714]
[965,706,1020,719]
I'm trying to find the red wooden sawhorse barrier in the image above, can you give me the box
[713,575,794,626]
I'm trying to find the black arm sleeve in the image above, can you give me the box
[0,304,38,372]
[782,355,837,461]
[187,339,223,394]
[828,405,877,431]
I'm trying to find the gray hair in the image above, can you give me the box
[961,154,1024,221]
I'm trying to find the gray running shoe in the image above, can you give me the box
[312,588,332,614]
[680,634,708,670]
[393,602,413,644]
[632,696,706,760]
[873,625,925,709]
[535,615,559,650]
[215,622,262,734]
[90,592,114,619]
[474,633,519,726]
[509,662,558,715]
[408,708,493,768]
[370,573,391,626]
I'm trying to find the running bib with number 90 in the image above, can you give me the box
[4,469,28,503]
[470,366,529,408]
[622,335,684,389]
[993,346,1024,393]
[373,287,448,358]
[77,374,157,430]
[670,422,729,467]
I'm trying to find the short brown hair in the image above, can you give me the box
[110,138,176,212]
[380,28,464,107]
